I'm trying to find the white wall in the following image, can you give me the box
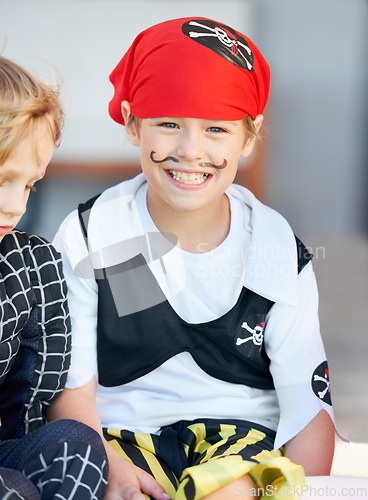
[258,0,368,236]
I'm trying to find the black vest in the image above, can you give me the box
[78,196,311,391]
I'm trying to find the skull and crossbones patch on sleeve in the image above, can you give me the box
[311,361,332,406]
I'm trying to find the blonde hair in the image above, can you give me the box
[0,55,64,164]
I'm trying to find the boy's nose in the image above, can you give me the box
[176,131,204,162]
[0,193,27,218]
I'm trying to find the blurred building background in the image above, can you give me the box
[1,0,367,442]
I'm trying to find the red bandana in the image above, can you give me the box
[109,17,270,125]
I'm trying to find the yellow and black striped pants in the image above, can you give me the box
[103,419,305,500]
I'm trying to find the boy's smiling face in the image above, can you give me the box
[124,109,262,218]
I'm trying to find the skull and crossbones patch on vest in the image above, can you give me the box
[312,361,332,405]
[182,19,255,71]
[236,317,266,354]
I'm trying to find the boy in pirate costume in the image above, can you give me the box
[51,18,336,500]
[0,55,108,499]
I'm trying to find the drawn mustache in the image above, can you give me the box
[150,152,179,164]
[199,160,227,170]
[150,151,227,170]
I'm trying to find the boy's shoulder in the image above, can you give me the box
[2,229,45,249]
[79,173,146,211]
[2,232,66,301]
[77,173,147,239]
[227,182,313,302]
[1,230,60,265]
[295,235,313,274]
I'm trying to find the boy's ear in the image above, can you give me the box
[240,114,264,158]
[121,100,140,146]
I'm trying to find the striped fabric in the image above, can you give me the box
[104,419,305,500]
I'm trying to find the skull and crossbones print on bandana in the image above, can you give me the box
[108,17,271,124]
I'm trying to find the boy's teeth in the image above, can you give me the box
[169,170,209,184]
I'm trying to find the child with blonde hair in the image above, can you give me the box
[0,55,108,500]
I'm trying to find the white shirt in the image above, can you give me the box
[53,174,335,450]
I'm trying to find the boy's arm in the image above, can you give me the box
[283,409,335,476]
[47,379,170,500]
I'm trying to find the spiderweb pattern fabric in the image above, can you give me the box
[0,231,71,438]
[0,420,108,500]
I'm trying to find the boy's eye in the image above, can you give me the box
[208,127,226,133]
[159,122,178,129]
